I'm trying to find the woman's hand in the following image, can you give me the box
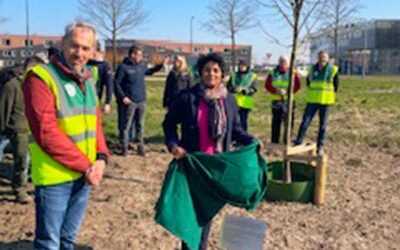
[171,146,187,159]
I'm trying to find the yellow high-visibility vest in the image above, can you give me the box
[269,68,291,101]
[230,71,258,109]
[306,64,339,105]
[25,62,98,186]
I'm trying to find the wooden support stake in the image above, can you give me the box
[314,154,328,206]
[286,143,317,156]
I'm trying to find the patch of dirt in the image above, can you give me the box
[0,143,399,249]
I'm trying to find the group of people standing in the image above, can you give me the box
[0,18,340,250]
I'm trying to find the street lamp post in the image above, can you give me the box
[190,16,194,54]
[25,0,30,56]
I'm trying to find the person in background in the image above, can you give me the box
[47,47,59,61]
[163,55,193,109]
[265,55,301,144]
[88,41,113,114]
[114,45,168,156]
[295,51,339,154]
[163,53,257,250]
[227,59,258,131]
[23,22,109,249]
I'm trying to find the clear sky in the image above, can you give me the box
[0,0,399,63]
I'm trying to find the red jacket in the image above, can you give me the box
[23,56,109,173]
[265,66,301,95]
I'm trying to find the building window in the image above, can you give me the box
[241,49,248,55]
[24,39,33,46]
[157,46,165,52]
[224,48,231,54]
[2,50,10,57]
[2,39,11,46]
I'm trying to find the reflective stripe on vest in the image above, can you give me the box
[269,68,290,101]
[26,62,98,186]
[305,64,338,105]
[231,71,258,109]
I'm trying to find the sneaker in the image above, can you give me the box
[14,188,32,204]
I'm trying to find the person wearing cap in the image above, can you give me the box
[227,59,258,131]
[265,55,301,144]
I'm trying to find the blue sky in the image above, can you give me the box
[0,0,399,62]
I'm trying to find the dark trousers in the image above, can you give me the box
[10,133,29,190]
[0,133,29,190]
[271,101,295,144]
[181,222,212,250]
[238,108,250,131]
[295,103,331,150]
[117,101,146,150]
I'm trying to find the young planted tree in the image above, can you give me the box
[79,0,148,70]
[322,0,361,64]
[257,0,326,182]
[203,0,257,70]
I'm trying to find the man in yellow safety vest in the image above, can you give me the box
[295,51,339,154]
[227,60,258,131]
[23,22,109,249]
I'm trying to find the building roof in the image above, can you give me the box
[106,39,251,53]
[0,34,61,50]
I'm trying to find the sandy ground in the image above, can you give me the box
[0,142,399,250]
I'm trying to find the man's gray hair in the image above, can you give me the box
[63,21,97,44]
[279,55,289,62]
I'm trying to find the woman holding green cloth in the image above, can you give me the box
[162,53,260,250]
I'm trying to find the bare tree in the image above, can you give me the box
[322,0,361,64]
[257,0,326,183]
[203,0,257,70]
[79,0,148,70]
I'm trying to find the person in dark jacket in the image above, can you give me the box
[114,45,168,156]
[163,55,193,108]
[0,65,33,203]
[162,53,258,250]
[87,41,113,114]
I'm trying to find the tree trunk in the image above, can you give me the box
[283,2,302,183]
[112,7,117,71]
[231,34,236,71]
[112,30,117,72]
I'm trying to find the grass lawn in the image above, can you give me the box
[102,75,400,149]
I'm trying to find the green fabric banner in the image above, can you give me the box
[155,142,268,250]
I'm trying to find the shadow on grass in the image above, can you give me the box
[0,240,93,250]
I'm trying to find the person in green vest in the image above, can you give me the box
[23,22,109,249]
[265,55,301,144]
[227,59,258,131]
[295,51,339,154]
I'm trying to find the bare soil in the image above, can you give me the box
[0,143,399,250]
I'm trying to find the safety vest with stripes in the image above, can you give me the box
[306,64,339,105]
[230,71,258,109]
[26,62,98,186]
[269,68,291,101]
